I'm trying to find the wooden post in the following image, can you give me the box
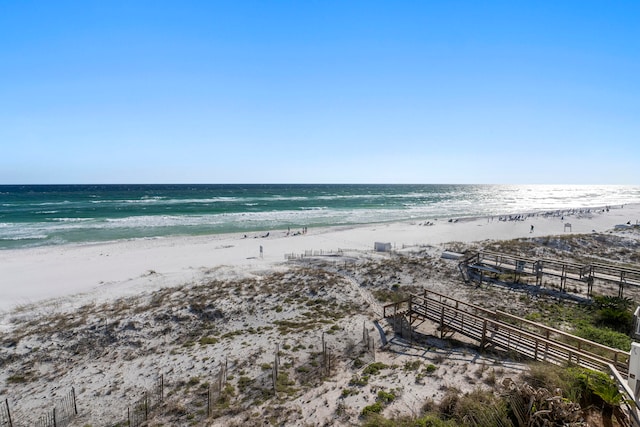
[408,296,413,344]
[534,339,539,361]
[481,319,487,348]
[207,385,211,417]
[440,306,445,339]
[324,340,328,371]
[72,386,78,415]
[128,407,130,426]
[5,399,12,427]
[544,330,549,361]
[145,392,148,419]
[371,336,375,361]
[424,293,428,316]
[619,282,624,298]
[272,361,277,394]
[275,346,279,383]
[53,407,57,427]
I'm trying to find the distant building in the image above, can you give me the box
[374,242,392,252]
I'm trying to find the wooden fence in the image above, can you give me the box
[0,399,12,427]
[207,358,229,417]
[361,322,376,364]
[127,375,164,427]
[34,388,78,427]
[284,248,345,260]
[3,326,359,425]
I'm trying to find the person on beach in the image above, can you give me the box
[530,225,534,233]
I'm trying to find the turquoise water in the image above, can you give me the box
[1,184,639,250]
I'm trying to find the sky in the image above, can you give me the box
[1,1,638,185]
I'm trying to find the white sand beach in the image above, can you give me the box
[0,204,639,426]
[1,204,637,314]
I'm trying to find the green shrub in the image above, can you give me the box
[6,374,29,384]
[349,374,369,387]
[361,413,458,427]
[361,402,383,417]
[404,360,422,371]
[575,325,631,351]
[451,388,511,425]
[237,376,253,392]
[572,368,627,408]
[438,388,460,418]
[592,295,634,332]
[522,363,574,393]
[199,336,218,345]
[596,307,633,332]
[377,390,396,403]
[341,388,358,398]
[363,362,388,376]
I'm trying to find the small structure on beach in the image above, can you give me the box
[374,242,392,252]
[634,307,640,340]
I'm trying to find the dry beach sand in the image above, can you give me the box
[1,204,639,425]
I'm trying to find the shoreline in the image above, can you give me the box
[1,203,639,315]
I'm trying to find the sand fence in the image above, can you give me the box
[2,322,376,426]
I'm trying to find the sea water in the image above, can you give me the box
[1,184,639,250]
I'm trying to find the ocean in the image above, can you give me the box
[1,184,639,250]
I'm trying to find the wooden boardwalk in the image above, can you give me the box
[382,288,639,424]
[459,251,640,298]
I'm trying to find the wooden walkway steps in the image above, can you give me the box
[459,251,640,297]
[383,288,639,424]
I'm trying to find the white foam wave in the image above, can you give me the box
[1,234,48,241]
[91,197,240,205]
[50,217,95,222]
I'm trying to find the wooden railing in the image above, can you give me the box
[386,290,626,371]
[383,288,639,425]
[460,251,640,296]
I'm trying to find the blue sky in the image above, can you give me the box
[1,1,638,184]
